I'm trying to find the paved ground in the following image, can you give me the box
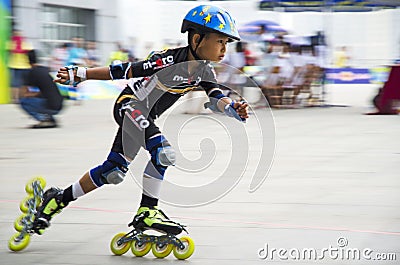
[0,99,399,264]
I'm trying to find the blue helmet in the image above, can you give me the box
[181,5,240,42]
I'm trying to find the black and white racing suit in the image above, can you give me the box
[110,46,225,159]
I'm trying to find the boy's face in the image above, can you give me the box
[196,33,230,62]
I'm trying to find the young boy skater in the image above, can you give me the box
[33,5,249,236]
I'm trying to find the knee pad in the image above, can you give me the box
[145,135,176,177]
[89,152,129,186]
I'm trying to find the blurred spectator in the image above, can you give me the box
[20,50,64,128]
[257,24,275,52]
[301,45,317,66]
[289,45,304,68]
[66,37,88,66]
[259,36,286,73]
[334,46,350,68]
[126,46,138,63]
[289,44,306,87]
[50,43,69,72]
[127,36,139,62]
[221,42,248,99]
[270,42,294,84]
[86,40,101,67]
[261,42,293,90]
[7,29,32,103]
[108,42,128,65]
[224,42,246,71]
[313,31,328,69]
[242,42,256,66]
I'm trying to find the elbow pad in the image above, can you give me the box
[109,61,131,80]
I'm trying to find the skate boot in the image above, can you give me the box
[110,206,194,259]
[129,206,185,235]
[32,187,67,234]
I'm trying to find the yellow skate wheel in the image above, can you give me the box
[14,214,28,232]
[173,236,195,260]
[110,232,131,255]
[25,176,46,194]
[131,240,151,257]
[152,242,173,258]
[8,232,30,252]
[19,196,34,213]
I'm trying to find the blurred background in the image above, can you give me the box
[1,0,400,109]
[2,2,400,262]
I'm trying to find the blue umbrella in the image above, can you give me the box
[238,20,286,42]
[239,20,287,33]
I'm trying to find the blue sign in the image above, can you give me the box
[325,68,371,84]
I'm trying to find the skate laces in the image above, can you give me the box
[129,206,187,233]
[39,187,66,218]
[134,207,175,223]
[149,208,187,231]
[33,187,65,234]
[152,207,169,220]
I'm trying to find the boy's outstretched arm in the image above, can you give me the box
[54,66,111,85]
[217,97,249,120]
[54,61,134,85]
[205,88,249,122]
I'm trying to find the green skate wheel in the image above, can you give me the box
[25,176,46,194]
[173,236,195,260]
[110,232,131,256]
[14,214,28,232]
[131,240,151,257]
[8,232,30,252]
[152,242,173,258]
[19,196,34,213]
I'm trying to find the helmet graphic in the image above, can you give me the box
[181,5,240,41]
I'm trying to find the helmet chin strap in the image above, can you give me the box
[189,33,206,61]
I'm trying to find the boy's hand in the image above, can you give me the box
[54,67,72,84]
[54,66,84,86]
[223,101,248,122]
[232,101,249,120]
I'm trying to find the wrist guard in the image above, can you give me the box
[224,101,247,123]
[63,65,86,87]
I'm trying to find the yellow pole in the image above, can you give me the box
[0,0,11,104]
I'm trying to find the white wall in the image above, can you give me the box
[324,9,398,67]
[14,0,120,66]
[268,9,399,67]
[118,0,274,58]
[118,0,400,67]
[13,0,400,66]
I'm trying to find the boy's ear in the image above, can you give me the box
[192,33,200,46]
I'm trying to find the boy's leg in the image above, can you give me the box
[33,149,131,233]
[118,99,183,234]
[141,134,175,206]
[34,127,132,232]
[33,91,135,233]
[78,171,98,193]
[134,134,183,235]
[63,128,133,203]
